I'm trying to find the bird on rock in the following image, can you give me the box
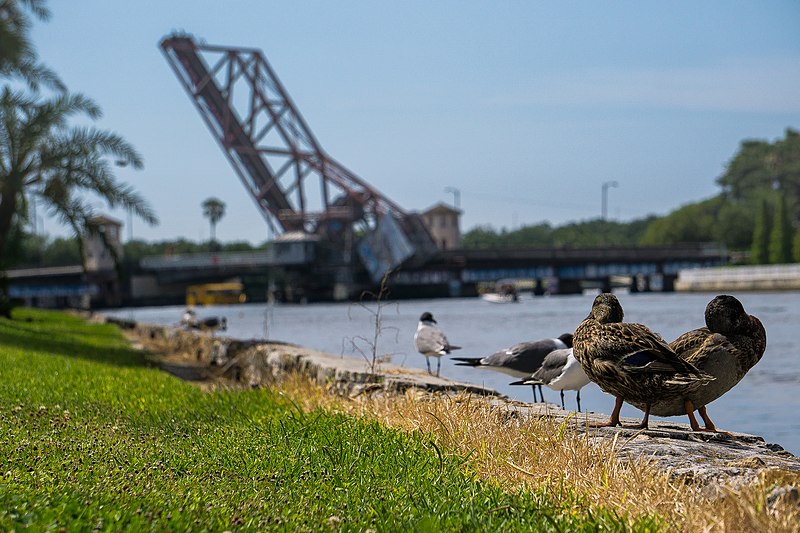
[572,293,713,429]
[452,333,573,403]
[628,294,766,433]
[510,348,590,412]
[414,312,461,377]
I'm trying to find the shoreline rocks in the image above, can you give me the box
[109,317,800,494]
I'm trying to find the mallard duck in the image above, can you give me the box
[573,293,712,428]
[510,348,591,411]
[452,333,573,402]
[414,312,461,377]
[629,295,766,432]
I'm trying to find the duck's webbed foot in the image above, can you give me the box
[588,396,623,427]
[629,405,650,429]
[697,405,737,439]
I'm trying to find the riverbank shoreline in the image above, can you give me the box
[109,315,800,497]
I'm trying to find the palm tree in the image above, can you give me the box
[202,197,225,246]
[0,0,63,91]
[0,87,159,266]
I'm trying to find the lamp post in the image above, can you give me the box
[444,186,461,210]
[601,181,618,220]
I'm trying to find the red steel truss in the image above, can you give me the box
[160,34,406,235]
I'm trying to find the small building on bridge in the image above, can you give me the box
[420,203,462,251]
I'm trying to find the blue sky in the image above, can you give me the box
[31,1,800,244]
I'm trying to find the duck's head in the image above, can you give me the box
[705,295,747,335]
[588,293,624,324]
[419,312,436,324]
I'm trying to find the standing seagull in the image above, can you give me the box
[452,333,573,403]
[414,312,461,377]
[510,348,590,411]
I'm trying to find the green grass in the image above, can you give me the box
[0,308,660,531]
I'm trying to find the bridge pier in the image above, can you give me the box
[553,278,582,295]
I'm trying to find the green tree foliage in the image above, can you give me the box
[750,198,770,264]
[716,200,756,249]
[718,128,800,224]
[768,193,792,264]
[13,233,79,267]
[461,225,501,249]
[461,218,654,249]
[202,197,225,245]
[123,238,261,260]
[0,0,62,90]
[553,217,655,246]
[640,197,723,245]
[0,88,158,265]
[793,230,800,262]
[643,129,800,254]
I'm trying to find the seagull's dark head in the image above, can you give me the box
[558,333,574,347]
[419,312,436,324]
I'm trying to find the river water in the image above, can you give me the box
[105,291,800,455]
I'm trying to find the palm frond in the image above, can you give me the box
[3,58,65,92]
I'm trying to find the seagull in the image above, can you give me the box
[414,312,461,377]
[510,348,590,411]
[452,333,573,403]
[182,309,227,336]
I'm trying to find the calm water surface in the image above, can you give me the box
[106,291,800,455]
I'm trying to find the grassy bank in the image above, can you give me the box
[0,309,657,531]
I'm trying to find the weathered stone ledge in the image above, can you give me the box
[108,317,800,497]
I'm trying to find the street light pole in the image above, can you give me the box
[444,186,461,210]
[601,181,619,220]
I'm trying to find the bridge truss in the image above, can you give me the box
[160,34,437,284]
[160,34,407,236]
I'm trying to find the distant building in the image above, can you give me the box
[420,202,462,250]
[8,214,125,309]
[83,215,124,272]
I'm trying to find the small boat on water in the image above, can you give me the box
[480,281,520,303]
[481,292,519,304]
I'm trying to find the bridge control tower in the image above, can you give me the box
[160,34,436,297]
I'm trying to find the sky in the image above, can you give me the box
[30,1,800,245]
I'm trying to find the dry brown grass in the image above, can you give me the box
[269,373,800,532]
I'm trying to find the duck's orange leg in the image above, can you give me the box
[632,403,650,429]
[589,396,623,427]
[698,406,737,438]
[697,405,716,431]
[684,399,702,431]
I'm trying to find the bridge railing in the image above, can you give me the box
[140,251,275,270]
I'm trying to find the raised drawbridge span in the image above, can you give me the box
[160,34,435,286]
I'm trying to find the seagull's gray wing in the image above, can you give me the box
[415,324,452,355]
[530,348,572,384]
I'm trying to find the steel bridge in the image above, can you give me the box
[130,243,727,301]
[160,34,436,289]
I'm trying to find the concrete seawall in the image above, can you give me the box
[676,264,800,292]
[108,317,800,499]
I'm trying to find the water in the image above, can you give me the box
[106,291,800,455]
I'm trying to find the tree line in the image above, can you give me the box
[463,128,800,265]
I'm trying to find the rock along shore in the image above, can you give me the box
[107,316,800,497]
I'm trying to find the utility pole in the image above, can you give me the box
[444,186,461,210]
[601,181,618,220]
